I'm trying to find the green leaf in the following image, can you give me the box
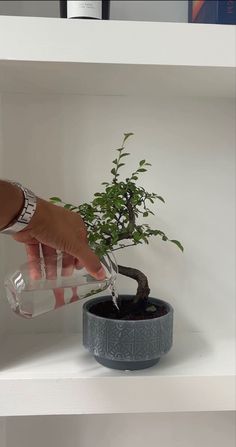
[101,182,109,186]
[131,175,138,180]
[133,232,141,242]
[143,211,149,217]
[118,163,125,168]
[157,196,165,203]
[64,203,74,209]
[171,240,184,252]
[111,168,116,175]
[152,230,163,236]
[120,153,130,158]
[137,168,147,173]
[50,197,62,202]
[139,160,146,166]
[112,159,118,165]
[94,192,101,197]
[114,199,124,207]
[93,197,103,206]
[123,132,134,142]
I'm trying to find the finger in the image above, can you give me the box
[41,245,57,280]
[13,232,38,244]
[41,245,65,306]
[73,244,106,280]
[54,288,65,309]
[70,287,80,303]
[25,243,41,280]
[75,259,84,270]
[25,243,41,261]
[62,253,75,277]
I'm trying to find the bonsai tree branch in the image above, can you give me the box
[126,191,135,234]
[112,243,137,251]
[51,132,183,312]
[118,264,150,303]
[117,190,136,241]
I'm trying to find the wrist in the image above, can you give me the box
[27,197,49,230]
[0,182,37,235]
[0,181,24,231]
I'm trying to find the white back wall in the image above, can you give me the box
[0,93,235,335]
[0,1,188,22]
[0,95,6,336]
[0,417,6,447]
[111,0,188,22]
[5,412,236,447]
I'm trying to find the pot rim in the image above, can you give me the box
[83,294,173,323]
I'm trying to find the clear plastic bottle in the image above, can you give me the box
[4,252,117,318]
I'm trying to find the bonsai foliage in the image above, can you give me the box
[51,133,183,304]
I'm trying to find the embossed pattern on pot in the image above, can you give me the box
[83,295,173,370]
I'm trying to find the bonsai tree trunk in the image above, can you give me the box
[118,264,150,305]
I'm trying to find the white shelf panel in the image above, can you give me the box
[0,16,235,96]
[0,333,235,416]
[0,16,235,67]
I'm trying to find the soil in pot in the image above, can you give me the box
[89,298,168,321]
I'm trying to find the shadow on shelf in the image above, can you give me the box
[0,327,212,376]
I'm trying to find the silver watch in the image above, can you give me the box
[1,182,37,235]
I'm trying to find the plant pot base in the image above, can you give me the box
[83,295,173,371]
[94,356,160,371]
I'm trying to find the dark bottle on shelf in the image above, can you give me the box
[60,1,110,20]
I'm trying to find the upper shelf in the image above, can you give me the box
[0,16,235,67]
[0,332,235,416]
[0,16,235,96]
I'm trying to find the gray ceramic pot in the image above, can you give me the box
[83,295,173,370]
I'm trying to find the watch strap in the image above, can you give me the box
[1,182,37,235]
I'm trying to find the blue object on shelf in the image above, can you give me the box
[189,0,236,24]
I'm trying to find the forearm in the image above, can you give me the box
[0,180,24,231]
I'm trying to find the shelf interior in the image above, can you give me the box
[0,17,235,97]
[0,61,235,98]
[0,332,235,416]
[0,16,235,417]
[0,332,234,379]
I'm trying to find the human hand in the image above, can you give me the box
[13,198,106,281]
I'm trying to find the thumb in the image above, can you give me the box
[72,243,106,280]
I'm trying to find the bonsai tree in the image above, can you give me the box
[51,133,183,309]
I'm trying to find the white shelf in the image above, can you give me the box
[0,16,235,66]
[0,16,235,96]
[0,332,235,416]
